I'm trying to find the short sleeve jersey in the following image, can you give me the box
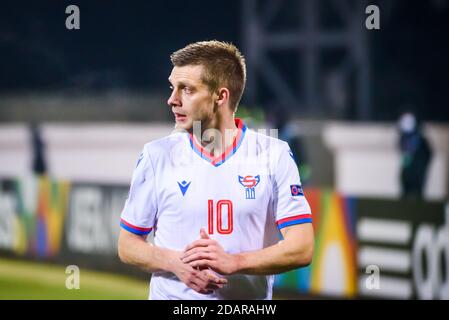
[120,118,312,300]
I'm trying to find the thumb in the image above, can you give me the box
[200,228,210,239]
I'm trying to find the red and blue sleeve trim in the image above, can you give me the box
[120,218,152,235]
[276,214,312,229]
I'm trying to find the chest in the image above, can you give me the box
[154,161,273,228]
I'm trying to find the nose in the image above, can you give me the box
[167,89,181,108]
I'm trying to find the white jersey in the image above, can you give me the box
[120,118,312,300]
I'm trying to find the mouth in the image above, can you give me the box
[174,112,187,122]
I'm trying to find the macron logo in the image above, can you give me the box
[177,180,191,196]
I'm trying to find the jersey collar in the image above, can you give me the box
[188,118,247,167]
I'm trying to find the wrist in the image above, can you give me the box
[168,252,183,274]
[232,253,247,274]
[156,247,180,273]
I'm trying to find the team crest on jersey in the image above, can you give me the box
[238,175,260,199]
[290,184,304,196]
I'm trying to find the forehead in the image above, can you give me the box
[168,65,205,85]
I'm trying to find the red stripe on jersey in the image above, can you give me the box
[276,213,312,226]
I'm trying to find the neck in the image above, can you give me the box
[193,114,239,157]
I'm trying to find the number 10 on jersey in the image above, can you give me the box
[207,200,233,235]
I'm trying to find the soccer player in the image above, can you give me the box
[118,40,314,300]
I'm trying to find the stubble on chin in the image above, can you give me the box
[174,120,193,133]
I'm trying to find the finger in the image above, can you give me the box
[210,276,227,284]
[195,269,212,283]
[195,269,223,288]
[182,252,214,264]
[182,246,211,259]
[201,269,226,283]
[200,228,210,239]
[191,274,215,294]
[206,283,224,290]
[189,259,215,271]
[184,239,215,251]
[214,277,227,284]
[189,282,212,295]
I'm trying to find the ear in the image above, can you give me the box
[216,87,230,107]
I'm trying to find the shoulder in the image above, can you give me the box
[245,128,290,154]
[244,129,293,172]
[142,131,186,155]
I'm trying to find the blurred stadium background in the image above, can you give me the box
[0,0,448,300]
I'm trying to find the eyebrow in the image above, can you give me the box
[168,79,194,88]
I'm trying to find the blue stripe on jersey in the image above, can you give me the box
[120,221,152,235]
[277,218,312,229]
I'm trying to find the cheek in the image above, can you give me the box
[182,94,199,111]
[198,104,214,122]
[190,96,213,116]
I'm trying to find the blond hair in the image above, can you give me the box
[170,40,246,111]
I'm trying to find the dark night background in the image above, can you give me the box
[0,0,448,121]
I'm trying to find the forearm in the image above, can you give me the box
[182,225,314,276]
[119,231,228,294]
[118,233,179,273]
[234,238,313,275]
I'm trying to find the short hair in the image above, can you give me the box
[170,40,246,112]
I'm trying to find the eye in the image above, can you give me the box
[183,87,192,94]
[169,85,174,90]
